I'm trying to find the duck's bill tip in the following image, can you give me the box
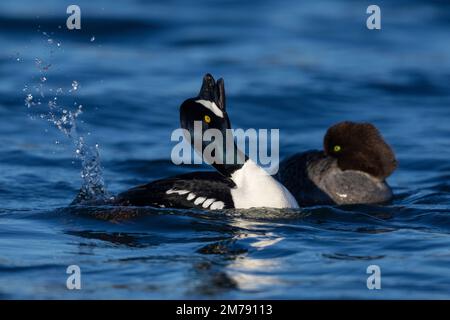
[203,73,215,83]
[197,73,226,111]
[198,73,216,100]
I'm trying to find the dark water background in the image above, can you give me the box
[0,0,449,299]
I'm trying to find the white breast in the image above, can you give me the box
[230,159,299,209]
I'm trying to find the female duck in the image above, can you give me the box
[278,121,397,205]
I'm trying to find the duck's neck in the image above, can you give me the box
[190,122,249,178]
[211,142,248,178]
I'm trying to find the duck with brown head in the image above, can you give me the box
[278,121,397,205]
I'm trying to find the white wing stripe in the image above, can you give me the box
[202,198,216,208]
[194,197,206,205]
[210,201,225,210]
[187,193,196,200]
[166,189,190,195]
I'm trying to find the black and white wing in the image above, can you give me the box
[114,171,235,210]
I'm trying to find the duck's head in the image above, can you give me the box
[323,121,397,180]
[180,74,244,173]
[180,73,230,139]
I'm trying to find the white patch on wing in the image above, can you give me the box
[194,197,206,205]
[210,201,225,210]
[230,159,299,209]
[166,189,190,195]
[187,193,196,201]
[196,100,224,118]
[202,198,216,208]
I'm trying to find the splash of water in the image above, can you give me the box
[23,33,109,204]
[72,137,109,204]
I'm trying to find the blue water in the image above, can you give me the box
[1,0,449,299]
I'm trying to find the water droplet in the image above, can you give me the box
[71,80,79,91]
[35,58,51,70]
[25,94,33,107]
[40,76,47,82]
[90,36,95,42]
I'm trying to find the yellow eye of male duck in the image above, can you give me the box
[204,115,211,123]
[334,145,341,152]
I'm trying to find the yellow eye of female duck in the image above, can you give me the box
[334,145,341,152]
[204,115,211,123]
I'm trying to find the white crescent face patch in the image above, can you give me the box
[195,100,224,118]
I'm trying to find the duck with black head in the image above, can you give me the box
[113,74,299,210]
[278,121,398,206]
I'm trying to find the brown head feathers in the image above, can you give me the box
[323,121,397,179]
